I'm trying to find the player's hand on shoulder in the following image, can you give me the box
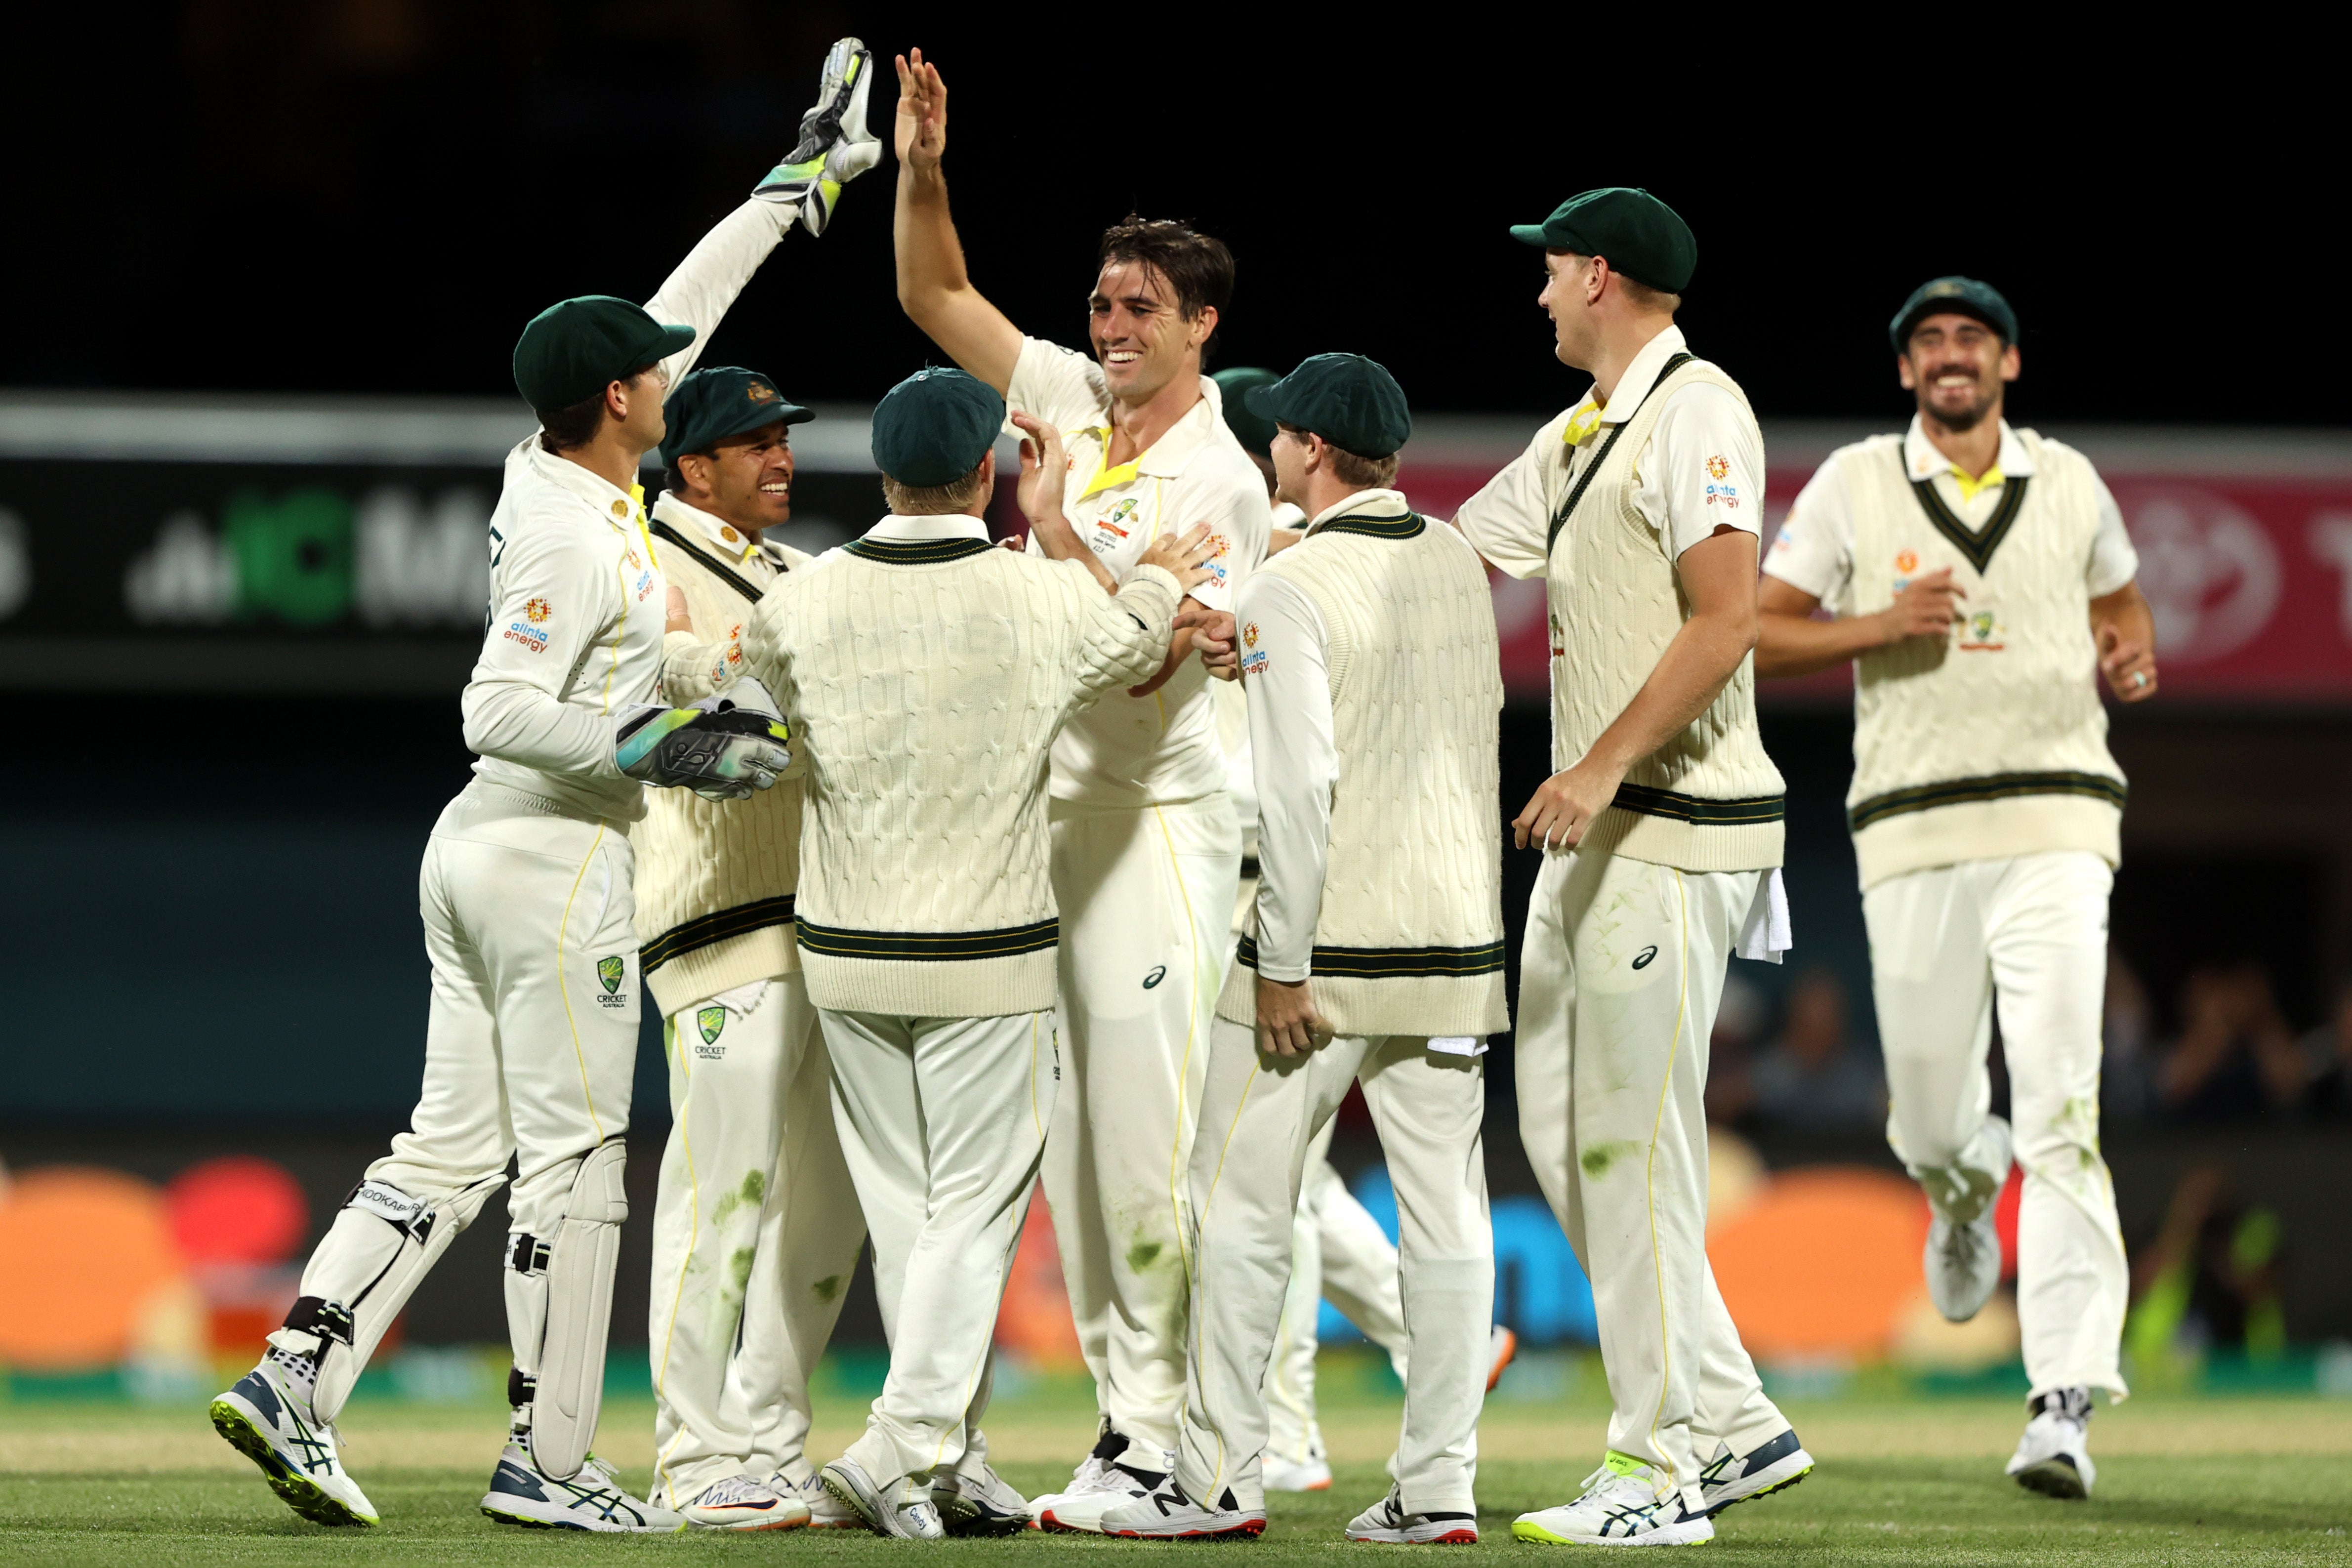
[894,48,947,172]
[1137,523,1220,593]
[1179,605,1238,680]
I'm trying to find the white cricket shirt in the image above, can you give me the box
[1765,413,2139,607]
[460,196,796,823]
[1006,337,1273,808]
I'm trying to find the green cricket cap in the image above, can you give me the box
[1890,276,2018,351]
[870,366,1005,487]
[1509,187,1697,294]
[513,295,695,412]
[1243,353,1411,460]
[1211,367,1282,458]
[661,367,813,471]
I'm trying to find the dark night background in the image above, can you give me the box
[6,6,2333,426]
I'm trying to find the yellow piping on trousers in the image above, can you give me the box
[1154,805,1204,1290]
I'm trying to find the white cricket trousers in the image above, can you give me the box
[1264,1118,1409,1468]
[822,1007,1059,1485]
[1864,850,2129,1399]
[278,783,640,1395]
[1043,794,1241,1457]
[647,973,864,1505]
[1177,1020,1491,1516]
[1517,849,1787,1513]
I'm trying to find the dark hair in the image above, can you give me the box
[536,361,660,454]
[1098,214,1234,359]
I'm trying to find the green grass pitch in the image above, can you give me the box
[3,1384,2348,1565]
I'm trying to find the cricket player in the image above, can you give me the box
[1206,364,1515,1492]
[206,42,877,1532]
[735,367,1220,1540]
[1097,354,1505,1543]
[632,366,870,1529]
[1451,189,1812,1547]
[890,50,1273,1528]
[1756,277,2157,1499]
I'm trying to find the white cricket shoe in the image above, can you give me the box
[1698,1428,1815,1515]
[678,1472,808,1531]
[1097,1476,1266,1539]
[773,1470,866,1528]
[1263,1451,1333,1492]
[1488,1324,1521,1390]
[1925,1211,2006,1322]
[821,1456,946,1539]
[2007,1387,2096,1499]
[481,1443,684,1531]
[933,1462,1033,1535]
[1035,1434,1173,1533]
[209,1355,379,1527]
[1348,1484,1480,1544]
[1512,1457,1714,1547]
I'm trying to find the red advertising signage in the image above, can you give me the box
[1395,427,2352,706]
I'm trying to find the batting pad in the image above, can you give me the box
[528,1139,630,1482]
[293,1174,500,1424]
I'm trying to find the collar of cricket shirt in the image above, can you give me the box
[1303,487,1411,536]
[528,439,644,527]
[864,513,992,543]
[1903,412,2033,502]
[1595,323,1692,427]
[651,490,774,569]
[1074,375,1223,499]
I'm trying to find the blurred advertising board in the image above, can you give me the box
[4,396,2350,704]
[1397,417,2352,708]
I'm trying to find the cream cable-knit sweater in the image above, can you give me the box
[743,521,1182,1017]
[632,493,812,1017]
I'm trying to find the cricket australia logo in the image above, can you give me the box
[697,1006,726,1044]
[595,955,627,1009]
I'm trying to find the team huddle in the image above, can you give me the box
[206,38,2164,1546]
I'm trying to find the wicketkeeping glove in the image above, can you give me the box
[752,36,880,237]
[616,684,793,802]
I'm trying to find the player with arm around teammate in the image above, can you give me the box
[891,49,1273,1529]
[1756,278,2156,1499]
[1451,189,1812,1547]
[1096,355,1506,1543]
[205,47,873,1533]
[723,368,1219,1539]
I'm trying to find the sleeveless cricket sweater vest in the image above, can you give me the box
[747,540,1181,1017]
[1837,430,2126,888]
[1217,510,1511,1038]
[1547,357,1785,871]
[632,519,804,1016]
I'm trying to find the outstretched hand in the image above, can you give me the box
[894,49,946,172]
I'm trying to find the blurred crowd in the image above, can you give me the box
[1704,957,2352,1133]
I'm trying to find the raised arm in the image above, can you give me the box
[893,50,1023,393]
[646,39,881,385]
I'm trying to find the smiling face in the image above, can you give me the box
[1537,251,1601,371]
[1898,312,2020,434]
[679,420,794,536]
[1089,258,1213,405]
